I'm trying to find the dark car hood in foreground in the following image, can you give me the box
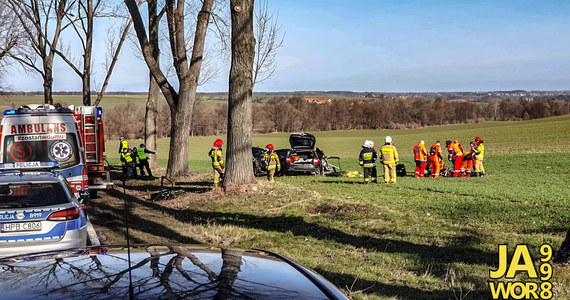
[0,245,348,300]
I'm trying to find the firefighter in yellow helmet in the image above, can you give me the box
[209,139,225,188]
[473,136,485,176]
[264,144,281,182]
[359,140,377,183]
[380,136,399,184]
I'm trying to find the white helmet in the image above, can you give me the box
[420,140,424,145]
[363,140,374,148]
[385,136,392,144]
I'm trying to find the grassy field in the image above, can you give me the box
[91,115,570,299]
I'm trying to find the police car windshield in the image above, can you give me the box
[2,134,80,169]
[0,183,68,208]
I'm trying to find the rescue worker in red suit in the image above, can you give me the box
[447,139,464,177]
[413,140,427,178]
[428,141,443,178]
[359,140,377,183]
[464,141,476,177]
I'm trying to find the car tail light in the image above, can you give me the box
[313,158,319,165]
[83,168,89,189]
[47,207,80,221]
[286,157,291,163]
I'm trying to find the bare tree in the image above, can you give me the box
[125,0,214,178]
[252,0,283,88]
[3,0,73,104]
[224,0,256,187]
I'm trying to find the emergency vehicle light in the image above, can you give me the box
[0,161,60,171]
[4,110,17,115]
[97,107,102,116]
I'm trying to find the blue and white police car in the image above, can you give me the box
[0,162,88,257]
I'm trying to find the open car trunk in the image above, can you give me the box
[289,132,316,149]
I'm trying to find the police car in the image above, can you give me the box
[0,162,88,257]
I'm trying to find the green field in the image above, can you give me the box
[92,115,570,299]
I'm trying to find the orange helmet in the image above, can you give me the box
[213,139,223,148]
[475,136,482,142]
[453,139,458,144]
[266,144,274,151]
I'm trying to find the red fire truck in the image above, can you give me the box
[71,106,113,197]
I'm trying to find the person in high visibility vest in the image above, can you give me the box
[413,140,427,178]
[473,136,485,176]
[209,139,225,188]
[137,144,156,178]
[118,137,128,154]
[428,141,443,178]
[359,140,377,183]
[464,141,476,177]
[121,147,135,180]
[264,144,281,182]
[380,136,399,184]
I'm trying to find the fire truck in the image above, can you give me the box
[0,104,113,197]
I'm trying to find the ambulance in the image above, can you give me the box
[0,104,112,195]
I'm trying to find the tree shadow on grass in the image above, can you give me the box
[119,191,498,269]
[314,268,489,300]
[91,189,199,245]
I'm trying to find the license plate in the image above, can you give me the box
[1,222,42,233]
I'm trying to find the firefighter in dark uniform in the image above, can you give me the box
[209,139,225,188]
[137,144,156,178]
[264,144,281,182]
[359,140,377,183]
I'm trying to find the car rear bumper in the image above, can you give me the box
[0,226,87,258]
[287,164,319,173]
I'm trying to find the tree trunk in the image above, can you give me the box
[165,83,195,178]
[144,0,160,169]
[224,0,256,187]
[555,228,570,264]
[145,75,159,168]
[82,0,93,106]
[43,64,53,105]
[214,248,242,299]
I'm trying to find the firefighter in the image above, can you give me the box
[380,136,399,184]
[428,141,443,178]
[447,139,464,177]
[118,137,128,154]
[473,136,485,176]
[137,144,156,178]
[413,140,428,178]
[359,140,377,183]
[209,139,225,188]
[120,147,135,180]
[264,144,281,182]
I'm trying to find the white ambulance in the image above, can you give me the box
[0,104,89,194]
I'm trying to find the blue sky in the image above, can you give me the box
[7,0,570,92]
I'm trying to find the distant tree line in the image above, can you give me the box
[103,97,570,139]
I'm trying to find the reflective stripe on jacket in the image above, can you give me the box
[359,147,377,167]
[474,143,485,160]
[264,151,281,170]
[381,145,399,164]
[413,143,427,162]
[137,147,147,160]
[448,143,463,159]
[209,148,224,167]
